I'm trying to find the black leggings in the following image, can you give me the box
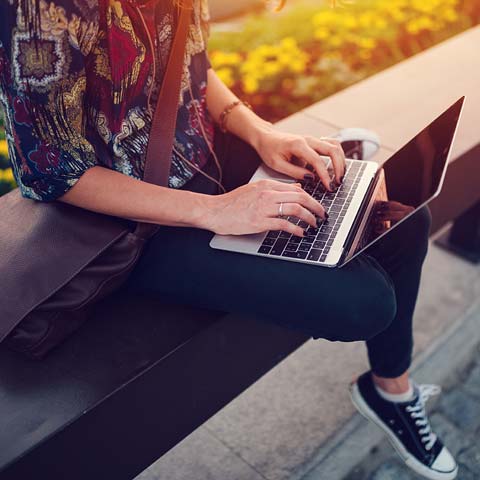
[123,131,431,378]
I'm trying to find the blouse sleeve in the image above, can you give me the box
[0,0,100,202]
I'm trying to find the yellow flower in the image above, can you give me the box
[210,51,242,69]
[0,140,8,158]
[243,76,259,94]
[0,168,15,183]
[358,38,377,50]
[314,28,330,40]
[216,67,235,87]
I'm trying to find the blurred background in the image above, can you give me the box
[1,0,479,195]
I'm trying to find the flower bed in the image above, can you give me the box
[209,0,480,121]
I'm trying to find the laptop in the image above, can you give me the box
[210,97,465,268]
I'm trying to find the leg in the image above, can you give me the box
[123,224,397,343]
[349,206,457,479]
[365,205,432,380]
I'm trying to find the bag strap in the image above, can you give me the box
[134,1,192,238]
[142,0,192,186]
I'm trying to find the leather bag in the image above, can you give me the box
[0,1,192,359]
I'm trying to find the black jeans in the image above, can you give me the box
[123,131,431,378]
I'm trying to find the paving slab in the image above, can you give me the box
[437,389,480,433]
[463,363,480,399]
[335,341,480,480]
[134,425,265,480]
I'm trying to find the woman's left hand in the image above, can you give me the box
[254,128,347,192]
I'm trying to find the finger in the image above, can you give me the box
[306,137,346,184]
[266,218,305,238]
[271,191,326,219]
[255,179,303,192]
[290,141,332,191]
[274,202,317,228]
[269,154,314,182]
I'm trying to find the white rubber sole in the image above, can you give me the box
[349,382,458,480]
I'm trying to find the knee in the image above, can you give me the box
[412,205,432,238]
[404,205,432,260]
[342,284,397,342]
[312,268,397,342]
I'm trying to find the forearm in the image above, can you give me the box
[59,165,216,229]
[206,68,273,150]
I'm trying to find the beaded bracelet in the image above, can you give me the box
[219,100,253,133]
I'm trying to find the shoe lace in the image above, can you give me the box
[405,384,441,451]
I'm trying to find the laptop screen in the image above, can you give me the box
[342,96,465,265]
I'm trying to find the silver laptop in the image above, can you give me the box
[210,97,465,268]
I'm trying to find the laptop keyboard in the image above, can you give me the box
[257,160,367,262]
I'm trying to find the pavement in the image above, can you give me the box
[344,346,480,480]
[134,237,480,480]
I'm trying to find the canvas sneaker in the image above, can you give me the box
[334,127,381,161]
[349,371,458,480]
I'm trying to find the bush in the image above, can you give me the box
[209,0,480,121]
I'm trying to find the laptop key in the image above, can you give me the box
[298,220,309,229]
[301,237,314,245]
[307,249,322,261]
[266,231,279,239]
[271,238,288,255]
[282,250,308,259]
[262,238,275,247]
[313,240,326,249]
[298,244,311,252]
[258,246,271,254]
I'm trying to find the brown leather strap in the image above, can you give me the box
[134,1,192,238]
[143,1,192,186]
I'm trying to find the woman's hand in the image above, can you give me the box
[205,179,327,237]
[253,128,347,191]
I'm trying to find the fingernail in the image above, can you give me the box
[329,180,337,191]
[304,173,315,181]
[340,175,345,183]
[324,211,329,220]
[316,217,323,227]
[306,164,315,172]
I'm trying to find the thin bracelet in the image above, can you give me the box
[219,100,252,133]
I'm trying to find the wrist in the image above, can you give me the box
[186,191,224,232]
[246,117,275,152]
[223,104,274,151]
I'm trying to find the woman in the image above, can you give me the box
[0,1,458,478]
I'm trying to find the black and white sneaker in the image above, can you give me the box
[349,371,458,480]
[334,127,381,161]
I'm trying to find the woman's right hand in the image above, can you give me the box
[205,179,327,237]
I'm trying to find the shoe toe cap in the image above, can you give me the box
[431,446,458,474]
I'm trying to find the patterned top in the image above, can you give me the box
[0,0,214,201]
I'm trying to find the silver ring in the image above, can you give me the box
[278,202,284,217]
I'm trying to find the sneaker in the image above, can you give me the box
[334,127,381,161]
[349,371,458,480]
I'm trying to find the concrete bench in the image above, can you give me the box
[1,26,478,480]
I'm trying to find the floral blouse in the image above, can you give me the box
[0,0,214,201]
